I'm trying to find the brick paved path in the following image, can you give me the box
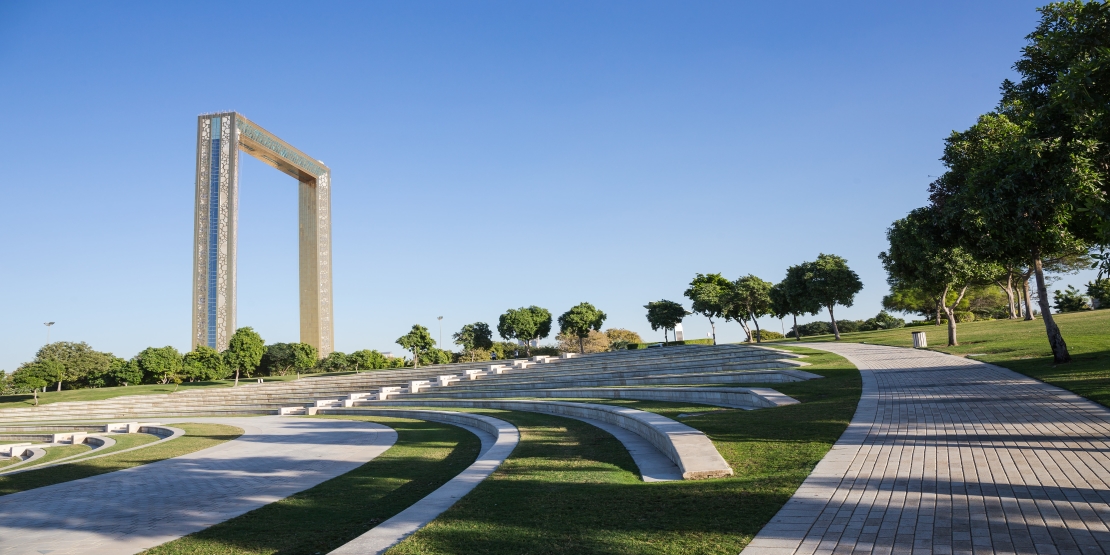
[0,416,396,555]
[744,343,1110,555]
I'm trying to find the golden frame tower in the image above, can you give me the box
[192,112,333,357]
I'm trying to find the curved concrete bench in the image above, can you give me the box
[323,410,519,555]
[398,386,800,409]
[0,426,184,477]
[342,400,733,480]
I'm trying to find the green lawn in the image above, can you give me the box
[143,418,481,555]
[0,423,242,497]
[387,348,859,555]
[773,310,1110,407]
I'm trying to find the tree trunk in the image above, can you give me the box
[934,298,942,325]
[997,272,1017,319]
[709,318,716,345]
[828,305,841,340]
[579,336,585,354]
[793,313,800,341]
[33,388,39,406]
[941,284,967,347]
[1023,272,1036,321]
[1033,255,1071,363]
[56,381,61,392]
[737,320,752,342]
[234,368,239,387]
[750,312,762,343]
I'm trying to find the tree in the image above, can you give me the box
[557,302,608,353]
[260,343,296,376]
[418,348,452,366]
[453,322,494,352]
[34,341,111,391]
[802,254,863,340]
[604,328,642,350]
[290,343,319,376]
[223,327,265,386]
[108,357,142,386]
[644,300,686,342]
[11,363,51,405]
[182,346,227,382]
[497,306,553,356]
[724,275,774,343]
[317,351,349,373]
[1003,1,1110,244]
[879,208,997,346]
[683,273,730,345]
[397,325,436,367]
[134,346,184,385]
[770,264,823,342]
[929,111,1098,362]
[1054,285,1091,313]
[556,330,608,354]
[348,349,393,372]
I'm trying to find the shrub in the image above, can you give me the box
[417,348,452,366]
[752,330,784,341]
[556,330,608,354]
[786,321,833,338]
[860,311,906,331]
[1088,280,1110,309]
[835,320,863,334]
[904,320,934,328]
[1054,285,1091,312]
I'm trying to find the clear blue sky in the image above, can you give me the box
[0,1,1097,370]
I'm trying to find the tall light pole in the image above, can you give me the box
[44,322,55,345]
[437,316,443,349]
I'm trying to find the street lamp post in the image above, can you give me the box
[44,322,55,345]
[437,316,443,350]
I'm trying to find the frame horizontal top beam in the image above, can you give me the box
[223,113,330,181]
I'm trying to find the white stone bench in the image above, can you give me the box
[435,375,460,386]
[464,369,487,380]
[408,380,431,393]
[2,443,31,458]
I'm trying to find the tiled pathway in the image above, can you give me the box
[0,416,396,555]
[744,343,1110,555]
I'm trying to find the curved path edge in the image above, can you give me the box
[742,343,879,554]
[325,410,519,555]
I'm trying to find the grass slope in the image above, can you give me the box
[389,348,859,555]
[778,310,1110,406]
[0,423,242,497]
[143,417,480,555]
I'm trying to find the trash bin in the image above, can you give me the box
[912,331,927,348]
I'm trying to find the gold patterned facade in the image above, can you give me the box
[192,112,333,357]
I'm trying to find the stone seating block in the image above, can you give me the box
[409,380,431,393]
[378,386,401,400]
[531,356,555,363]
[511,361,533,369]
[3,443,31,458]
[560,353,578,359]
[314,399,341,408]
[464,369,487,380]
[436,375,459,386]
[70,432,87,445]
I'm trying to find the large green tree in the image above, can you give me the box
[724,275,774,343]
[34,341,112,391]
[11,363,52,405]
[802,254,864,340]
[453,322,494,352]
[182,346,227,382]
[290,343,319,375]
[397,325,437,367]
[497,306,552,356]
[1003,1,1110,242]
[929,110,1098,362]
[880,208,997,346]
[644,300,687,342]
[223,327,265,386]
[557,302,608,353]
[134,346,184,385]
[683,273,731,345]
[769,264,822,342]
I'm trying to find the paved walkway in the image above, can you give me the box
[744,343,1110,555]
[0,416,397,555]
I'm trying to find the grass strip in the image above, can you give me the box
[142,417,480,555]
[780,310,1110,406]
[0,423,241,497]
[388,348,859,555]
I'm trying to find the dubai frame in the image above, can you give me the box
[191,112,333,357]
